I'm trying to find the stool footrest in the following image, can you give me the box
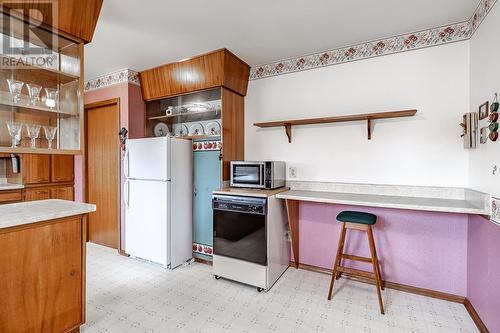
[341,254,372,263]
[337,266,375,280]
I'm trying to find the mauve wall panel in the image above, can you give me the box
[297,202,468,296]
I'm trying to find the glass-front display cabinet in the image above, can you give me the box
[0,11,82,154]
[146,88,222,140]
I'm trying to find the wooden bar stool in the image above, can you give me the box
[327,210,385,314]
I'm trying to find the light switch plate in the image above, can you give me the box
[289,167,297,179]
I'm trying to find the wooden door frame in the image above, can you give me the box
[83,98,122,253]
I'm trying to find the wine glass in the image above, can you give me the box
[7,79,24,104]
[6,121,23,147]
[27,124,41,148]
[44,88,58,110]
[26,84,42,106]
[43,125,57,149]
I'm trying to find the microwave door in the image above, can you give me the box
[232,163,264,188]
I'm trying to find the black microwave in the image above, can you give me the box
[230,161,286,189]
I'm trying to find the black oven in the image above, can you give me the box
[213,195,267,265]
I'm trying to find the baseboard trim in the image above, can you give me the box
[194,257,213,266]
[290,261,465,303]
[464,298,489,333]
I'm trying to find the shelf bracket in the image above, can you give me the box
[284,123,292,143]
[367,119,372,140]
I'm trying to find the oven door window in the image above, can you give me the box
[232,165,262,185]
[213,210,267,265]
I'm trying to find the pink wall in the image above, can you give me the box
[75,82,145,249]
[467,215,500,332]
[297,202,468,296]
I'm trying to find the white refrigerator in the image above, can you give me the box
[124,136,192,269]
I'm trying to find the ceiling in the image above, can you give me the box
[84,0,478,80]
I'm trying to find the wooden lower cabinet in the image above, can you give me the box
[0,215,87,333]
[51,186,75,201]
[24,188,52,201]
[24,186,74,202]
[0,190,23,203]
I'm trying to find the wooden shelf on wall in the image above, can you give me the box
[253,109,417,142]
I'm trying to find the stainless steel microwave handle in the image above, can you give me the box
[260,164,266,187]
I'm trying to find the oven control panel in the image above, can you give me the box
[213,195,267,215]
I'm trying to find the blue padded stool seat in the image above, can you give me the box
[337,211,377,225]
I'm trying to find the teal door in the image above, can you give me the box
[193,147,221,257]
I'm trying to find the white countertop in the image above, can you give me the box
[0,183,24,191]
[213,187,289,198]
[276,190,489,215]
[0,199,96,229]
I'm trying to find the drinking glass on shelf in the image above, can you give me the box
[44,88,58,110]
[43,125,57,149]
[27,124,41,148]
[26,84,42,106]
[6,121,23,147]
[7,79,24,104]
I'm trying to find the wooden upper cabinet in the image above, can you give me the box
[51,155,74,182]
[23,154,50,184]
[140,49,251,101]
[0,0,103,43]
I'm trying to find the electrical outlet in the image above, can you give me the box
[289,167,297,179]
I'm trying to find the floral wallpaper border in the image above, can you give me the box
[249,0,497,80]
[84,69,140,92]
[192,140,221,151]
[193,243,213,256]
[84,0,497,86]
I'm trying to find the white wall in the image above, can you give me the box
[245,42,470,187]
[469,3,500,197]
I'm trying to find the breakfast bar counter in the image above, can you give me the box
[276,189,489,215]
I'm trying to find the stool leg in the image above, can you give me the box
[367,226,385,315]
[328,222,347,300]
[373,245,384,291]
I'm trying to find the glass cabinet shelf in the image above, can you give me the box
[0,11,83,154]
[146,88,222,139]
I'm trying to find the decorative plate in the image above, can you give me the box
[205,121,221,135]
[189,123,204,136]
[153,122,169,137]
[186,103,212,113]
[173,124,189,137]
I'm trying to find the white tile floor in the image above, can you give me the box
[82,243,478,333]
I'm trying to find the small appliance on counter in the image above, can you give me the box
[212,192,290,291]
[124,137,192,269]
[230,161,285,189]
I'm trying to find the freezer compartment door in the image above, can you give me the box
[125,137,170,180]
[125,179,170,266]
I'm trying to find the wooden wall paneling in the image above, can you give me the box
[51,155,74,182]
[221,88,244,181]
[0,216,85,333]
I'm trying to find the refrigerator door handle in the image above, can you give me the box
[124,149,130,178]
[124,180,130,209]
